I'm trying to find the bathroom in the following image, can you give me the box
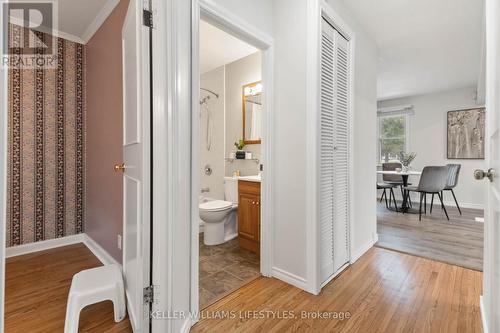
[198,19,263,309]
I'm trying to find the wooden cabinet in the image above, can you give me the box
[238,180,261,254]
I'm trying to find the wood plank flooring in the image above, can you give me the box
[192,247,483,333]
[5,243,133,333]
[377,201,484,271]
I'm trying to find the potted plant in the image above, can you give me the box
[234,139,246,159]
[399,151,417,172]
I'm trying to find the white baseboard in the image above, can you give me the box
[350,233,378,264]
[6,233,120,268]
[480,295,489,333]
[271,267,308,291]
[83,234,119,266]
[6,234,85,258]
[378,196,484,210]
[444,201,484,210]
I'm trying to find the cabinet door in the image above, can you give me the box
[238,193,259,241]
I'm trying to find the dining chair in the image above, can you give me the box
[382,162,413,207]
[430,164,462,215]
[377,182,398,212]
[402,166,449,221]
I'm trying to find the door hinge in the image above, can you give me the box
[143,285,155,304]
[143,9,153,28]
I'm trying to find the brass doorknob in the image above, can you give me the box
[114,163,126,173]
[474,168,495,182]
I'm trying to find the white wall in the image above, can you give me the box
[378,86,487,209]
[225,52,262,176]
[200,66,226,199]
[272,0,379,288]
[272,0,309,282]
[209,0,274,35]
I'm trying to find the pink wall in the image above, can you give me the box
[85,0,129,263]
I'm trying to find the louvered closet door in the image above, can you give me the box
[320,18,350,284]
[320,19,336,282]
[332,30,350,273]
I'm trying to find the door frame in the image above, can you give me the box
[190,0,274,319]
[305,0,356,294]
[0,1,7,328]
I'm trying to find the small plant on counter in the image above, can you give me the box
[234,139,246,151]
[234,139,246,159]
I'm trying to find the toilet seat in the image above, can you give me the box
[199,200,233,212]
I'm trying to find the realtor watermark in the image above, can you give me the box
[150,310,352,321]
[2,1,58,69]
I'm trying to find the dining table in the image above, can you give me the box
[377,170,422,213]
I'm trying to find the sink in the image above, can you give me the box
[238,175,261,182]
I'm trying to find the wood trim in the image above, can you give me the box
[242,81,262,145]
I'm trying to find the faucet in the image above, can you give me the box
[200,187,210,193]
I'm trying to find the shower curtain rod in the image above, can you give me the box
[200,87,219,98]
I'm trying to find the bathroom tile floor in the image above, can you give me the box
[199,234,260,309]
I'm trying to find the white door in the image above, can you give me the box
[121,0,151,332]
[319,18,350,285]
[480,1,500,331]
[332,31,350,274]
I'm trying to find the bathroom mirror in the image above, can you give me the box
[242,81,263,144]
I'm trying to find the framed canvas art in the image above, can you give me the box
[447,107,485,159]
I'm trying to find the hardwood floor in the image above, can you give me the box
[192,247,483,333]
[5,243,133,333]
[377,201,484,271]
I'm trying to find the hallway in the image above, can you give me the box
[192,247,482,333]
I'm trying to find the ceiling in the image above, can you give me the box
[341,0,485,100]
[9,0,118,43]
[57,0,115,42]
[200,20,258,74]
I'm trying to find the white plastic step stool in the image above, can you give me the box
[64,264,126,333]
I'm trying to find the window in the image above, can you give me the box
[378,114,409,164]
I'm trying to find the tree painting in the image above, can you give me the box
[447,108,485,159]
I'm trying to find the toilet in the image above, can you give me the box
[199,177,238,245]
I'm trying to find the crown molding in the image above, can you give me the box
[8,16,85,44]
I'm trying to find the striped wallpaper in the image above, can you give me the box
[6,25,85,247]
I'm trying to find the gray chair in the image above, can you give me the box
[377,182,398,211]
[430,164,461,215]
[402,166,450,221]
[382,162,413,207]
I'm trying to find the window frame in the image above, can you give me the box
[377,112,411,165]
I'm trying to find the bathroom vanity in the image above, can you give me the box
[238,178,261,255]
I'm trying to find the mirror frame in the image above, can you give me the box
[242,81,262,145]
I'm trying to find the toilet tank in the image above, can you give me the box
[224,177,238,204]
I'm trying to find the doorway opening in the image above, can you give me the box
[191,5,274,315]
[196,18,263,310]
[373,0,486,273]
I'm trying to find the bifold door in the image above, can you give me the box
[319,18,350,285]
